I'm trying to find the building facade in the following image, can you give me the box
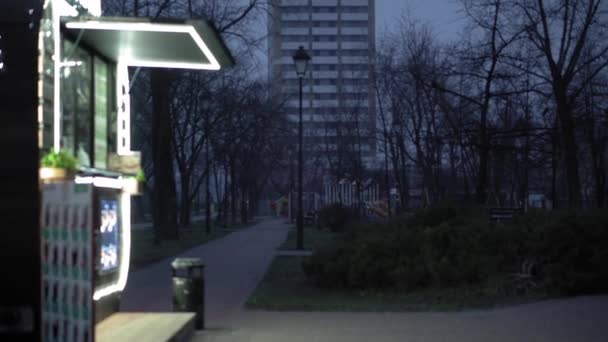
[268,0,377,172]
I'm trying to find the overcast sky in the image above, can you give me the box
[376,0,465,42]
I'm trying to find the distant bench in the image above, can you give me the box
[489,207,524,223]
[304,211,317,225]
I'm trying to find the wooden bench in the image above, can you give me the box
[489,207,524,223]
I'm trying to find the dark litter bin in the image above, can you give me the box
[171,258,205,330]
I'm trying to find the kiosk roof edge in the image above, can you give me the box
[63,16,235,70]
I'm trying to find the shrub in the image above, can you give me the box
[403,205,485,229]
[318,204,358,232]
[40,149,78,171]
[303,205,608,296]
[533,210,608,295]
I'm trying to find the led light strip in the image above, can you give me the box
[93,192,131,301]
[116,63,131,155]
[74,176,123,189]
[64,21,221,70]
[52,0,64,151]
[73,176,131,300]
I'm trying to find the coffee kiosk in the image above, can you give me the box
[0,1,233,341]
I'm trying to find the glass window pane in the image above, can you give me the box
[62,41,92,166]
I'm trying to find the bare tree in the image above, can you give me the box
[514,0,608,208]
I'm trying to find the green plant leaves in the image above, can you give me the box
[40,149,78,171]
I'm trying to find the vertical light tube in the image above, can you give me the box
[52,0,61,151]
[116,63,131,155]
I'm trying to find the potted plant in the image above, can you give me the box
[40,149,78,180]
[124,169,145,195]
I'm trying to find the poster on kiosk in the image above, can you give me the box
[30,0,234,340]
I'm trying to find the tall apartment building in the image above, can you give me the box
[268,0,377,173]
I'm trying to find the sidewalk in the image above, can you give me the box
[194,295,608,342]
[120,217,289,326]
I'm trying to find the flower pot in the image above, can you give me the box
[39,167,75,181]
[123,178,144,195]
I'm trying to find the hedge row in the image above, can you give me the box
[302,207,608,296]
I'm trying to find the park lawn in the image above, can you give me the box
[246,256,546,312]
[130,219,257,271]
[277,226,337,251]
[247,227,546,312]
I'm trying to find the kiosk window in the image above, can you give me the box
[61,40,116,169]
[62,40,93,166]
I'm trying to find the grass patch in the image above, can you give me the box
[130,219,257,271]
[277,226,336,251]
[246,256,546,312]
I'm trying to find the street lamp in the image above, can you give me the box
[292,46,310,250]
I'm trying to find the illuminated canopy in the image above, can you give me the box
[63,17,234,70]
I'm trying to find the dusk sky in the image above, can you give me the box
[375,0,465,42]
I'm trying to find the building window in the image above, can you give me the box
[314,79,337,85]
[282,21,310,28]
[314,93,337,100]
[341,35,367,42]
[283,6,309,13]
[313,35,336,42]
[341,64,369,71]
[340,6,368,13]
[312,6,337,13]
[340,20,368,27]
[341,49,368,57]
[282,35,309,42]
[312,64,337,71]
[312,21,337,27]
[313,50,337,56]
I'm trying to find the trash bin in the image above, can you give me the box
[171,258,205,330]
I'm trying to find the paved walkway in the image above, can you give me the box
[120,217,289,326]
[194,295,608,342]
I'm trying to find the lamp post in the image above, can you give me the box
[292,46,310,250]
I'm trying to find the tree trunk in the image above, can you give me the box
[179,171,191,227]
[240,188,248,224]
[476,121,489,205]
[205,139,211,234]
[230,161,237,224]
[151,68,178,241]
[551,121,559,210]
[556,99,581,208]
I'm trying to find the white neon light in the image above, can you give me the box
[55,0,79,17]
[64,21,221,70]
[59,60,82,67]
[116,63,131,155]
[93,192,131,301]
[52,0,64,152]
[74,176,124,189]
[72,176,132,300]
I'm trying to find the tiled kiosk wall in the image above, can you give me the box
[41,182,94,342]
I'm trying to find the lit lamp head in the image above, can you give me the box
[292,46,310,78]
